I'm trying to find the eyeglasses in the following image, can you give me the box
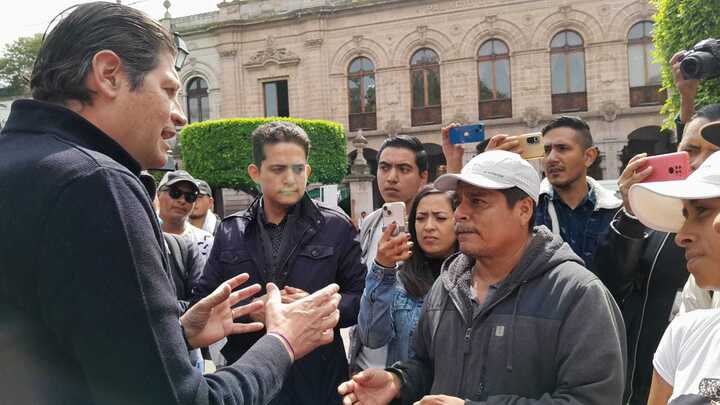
[164,186,198,203]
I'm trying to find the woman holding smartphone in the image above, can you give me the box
[357,185,458,366]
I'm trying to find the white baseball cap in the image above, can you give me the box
[629,151,720,233]
[434,150,540,203]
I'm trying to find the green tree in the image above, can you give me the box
[0,33,43,97]
[180,117,348,195]
[652,0,720,127]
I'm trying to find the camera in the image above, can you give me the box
[680,38,720,80]
[526,136,540,145]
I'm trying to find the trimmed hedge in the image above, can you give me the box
[653,0,720,127]
[179,117,348,192]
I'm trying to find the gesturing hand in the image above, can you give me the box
[180,273,264,349]
[375,222,412,268]
[265,282,342,360]
[338,369,401,405]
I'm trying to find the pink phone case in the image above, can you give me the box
[637,151,690,183]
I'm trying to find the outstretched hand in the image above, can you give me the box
[180,273,264,349]
[338,369,401,405]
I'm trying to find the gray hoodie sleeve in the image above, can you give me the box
[470,278,627,405]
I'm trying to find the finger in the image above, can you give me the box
[338,380,355,395]
[627,152,648,165]
[195,282,232,311]
[266,282,281,305]
[232,300,264,319]
[228,321,265,335]
[318,309,341,331]
[381,222,397,241]
[228,283,262,306]
[621,156,649,178]
[632,165,653,182]
[670,50,685,65]
[343,393,357,405]
[224,273,251,291]
[497,140,520,151]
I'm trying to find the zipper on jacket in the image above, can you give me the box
[463,327,472,354]
[626,232,670,402]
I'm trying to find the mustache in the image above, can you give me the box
[454,224,477,234]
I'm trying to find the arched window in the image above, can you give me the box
[478,39,512,119]
[550,31,587,113]
[628,21,665,106]
[186,77,209,123]
[410,48,442,126]
[347,57,377,131]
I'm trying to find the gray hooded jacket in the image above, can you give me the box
[391,226,627,404]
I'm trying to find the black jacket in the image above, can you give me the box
[0,100,292,404]
[194,194,366,404]
[591,210,688,405]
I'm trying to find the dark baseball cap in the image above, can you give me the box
[158,170,199,192]
[196,179,212,196]
[701,121,720,147]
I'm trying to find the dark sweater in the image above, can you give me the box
[0,100,291,404]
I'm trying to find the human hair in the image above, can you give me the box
[400,186,458,298]
[541,116,594,149]
[251,121,311,166]
[378,135,429,174]
[31,2,176,105]
[693,104,720,122]
[498,187,536,232]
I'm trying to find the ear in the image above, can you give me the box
[85,50,124,100]
[248,163,261,184]
[419,170,429,187]
[517,197,534,228]
[305,164,312,179]
[584,146,599,169]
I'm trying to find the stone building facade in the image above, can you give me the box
[167,0,671,186]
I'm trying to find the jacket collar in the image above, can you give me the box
[2,99,142,176]
[539,176,621,211]
[241,192,322,226]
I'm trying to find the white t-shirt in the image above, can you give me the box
[182,223,214,266]
[654,308,720,402]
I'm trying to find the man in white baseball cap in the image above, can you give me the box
[630,151,720,405]
[338,150,626,405]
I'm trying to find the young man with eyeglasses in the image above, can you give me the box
[158,170,214,264]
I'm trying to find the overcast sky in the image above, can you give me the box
[0,0,220,50]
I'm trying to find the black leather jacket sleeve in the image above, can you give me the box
[591,210,650,305]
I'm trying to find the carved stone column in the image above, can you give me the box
[343,133,375,227]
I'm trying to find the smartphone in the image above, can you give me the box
[449,124,485,144]
[509,132,544,160]
[381,202,406,236]
[637,151,690,183]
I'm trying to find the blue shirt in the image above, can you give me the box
[535,184,617,268]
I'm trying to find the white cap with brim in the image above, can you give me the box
[629,151,720,233]
[434,150,540,203]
